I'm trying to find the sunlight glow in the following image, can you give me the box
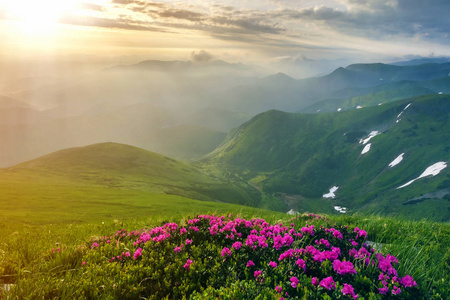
[0,0,79,34]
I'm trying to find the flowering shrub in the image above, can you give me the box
[65,213,423,299]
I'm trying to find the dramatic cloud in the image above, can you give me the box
[50,0,450,62]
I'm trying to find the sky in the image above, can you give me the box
[0,0,449,77]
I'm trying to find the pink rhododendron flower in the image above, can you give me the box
[311,277,319,286]
[333,259,357,275]
[185,239,193,245]
[221,247,231,257]
[333,230,343,240]
[399,275,417,288]
[231,241,242,250]
[247,260,255,267]
[275,285,282,293]
[301,225,315,236]
[392,286,401,295]
[183,259,192,270]
[91,242,99,249]
[254,270,262,278]
[269,261,278,268]
[341,283,358,299]
[378,287,389,295]
[174,246,182,253]
[133,247,143,260]
[319,276,336,290]
[354,227,367,239]
[290,276,299,288]
[189,226,199,232]
[180,227,187,235]
[296,258,306,271]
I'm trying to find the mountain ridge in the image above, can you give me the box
[204,94,450,221]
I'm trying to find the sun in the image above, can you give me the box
[0,0,79,34]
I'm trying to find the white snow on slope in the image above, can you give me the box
[389,153,404,168]
[338,108,342,112]
[360,131,379,145]
[397,103,412,118]
[356,105,363,109]
[334,206,347,213]
[323,186,339,198]
[397,161,447,189]
[361,143,371,154]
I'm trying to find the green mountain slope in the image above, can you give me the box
[0,143,261,223]
[302,81,437,113]
[205,95,450,221]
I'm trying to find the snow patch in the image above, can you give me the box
[397,161,447,189]
[334,206,347,213]
[356,105,363,109]
[438,92,443,94]
[397,103,412,118]
[361,143,371,154]
[360,131,379,145]
[378,103,383,106]
[388,153,404,168]
[337,108,342,112]
[287,209,298,215]
[323,186,339,199]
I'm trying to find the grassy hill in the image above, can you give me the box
[205,95,450,221]
[0,143,261,224]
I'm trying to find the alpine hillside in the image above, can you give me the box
[205,94,450,221]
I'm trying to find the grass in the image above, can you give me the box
[0,211,448,299]
[0,142,265,225]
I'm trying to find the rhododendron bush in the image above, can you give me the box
[64,213,422,299]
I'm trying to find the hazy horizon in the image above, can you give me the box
[1,0,449,80]
[0,0,449,167]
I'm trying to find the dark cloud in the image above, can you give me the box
[191,50,213,62]
[276,6,344,20]
[326,0,450,41]
[210,15,285,34]
[60,15,163,32]
[157,9,205,22]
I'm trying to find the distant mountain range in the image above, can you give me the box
[1,58,449,222]
[2,96,448,221]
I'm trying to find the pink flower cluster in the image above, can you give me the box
[183,259,192,270]
[354,227,367,239]
[319,276,336,290]
[85,213,419,299]
[341,283,358,299]
[333,259,357,275]
[221,247,231,257]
